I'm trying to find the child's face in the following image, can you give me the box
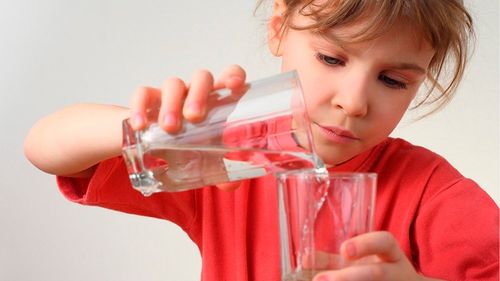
[271,13,435,166]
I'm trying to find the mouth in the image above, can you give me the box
[314,122,359,144]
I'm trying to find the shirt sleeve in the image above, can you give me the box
[414,177,499,280]
[56,156,199,234]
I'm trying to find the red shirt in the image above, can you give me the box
[57,138,499,280]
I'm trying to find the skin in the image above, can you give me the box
[267,2,441,280]
[270,12,433,167]
[23,0,444,280]
[23,68,247,180]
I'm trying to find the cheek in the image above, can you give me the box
[281,51,302,73]
[371,97,412,132]
[281,57,321,110]
[280,35,314,73]
[294,71,331,114]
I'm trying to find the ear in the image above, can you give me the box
[267,0,287,57]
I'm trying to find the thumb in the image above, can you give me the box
[216,181,243,192]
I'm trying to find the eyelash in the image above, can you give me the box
[378,74,407,90]
[315,52,408,90]
[316,53,345,66]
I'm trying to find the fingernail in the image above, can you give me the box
[186,102,202,116]
[132,113,144,128]
[226,75,244,88]
[230,75,243,82]
[314,275,331,281]
[163,112,177,127]
[344,242,356,259]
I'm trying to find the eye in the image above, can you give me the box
[316,53,345,66]
[378,74,407,90]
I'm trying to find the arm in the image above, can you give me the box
[25,65,247,183]
[24,103,129,178]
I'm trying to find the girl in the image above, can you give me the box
[24,0,498,280]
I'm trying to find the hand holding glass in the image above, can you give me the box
[122,71,322,195]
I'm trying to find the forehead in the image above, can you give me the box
[331,19,431,52]
[289,0,436,44]
[286,12,435,71]
[289,6,433,52]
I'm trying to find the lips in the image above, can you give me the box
[315,123,359,144]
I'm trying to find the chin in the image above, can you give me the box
[314,146,353,167]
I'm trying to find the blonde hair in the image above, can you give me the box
[260,0,474,116]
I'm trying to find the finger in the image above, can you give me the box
[313,263,389,281]
[305,250,343,270]
[159,77,187,132]
[216,181,242,192]
[129,86,162,130]
[183,69,214,122]
[213,64,247,90]
[341,231,403,263]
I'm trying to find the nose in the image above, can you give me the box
[330,69,370,118]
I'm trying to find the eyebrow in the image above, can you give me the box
[391,63,427,74]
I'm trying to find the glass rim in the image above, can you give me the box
[276,168,377,180]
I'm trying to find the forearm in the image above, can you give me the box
[24,103,129,177]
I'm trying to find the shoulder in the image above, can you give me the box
[378,137,447,164]
[371,138,489,202]
[374,137,462,181]
[373,138,497,206]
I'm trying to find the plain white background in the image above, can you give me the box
[1,1,498,280]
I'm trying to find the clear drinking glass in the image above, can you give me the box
[278,170,377,281]
[122,71,323,195]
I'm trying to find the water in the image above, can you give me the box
[278,165,330,281]
[123,144,326,195]
[283,269,316,281]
